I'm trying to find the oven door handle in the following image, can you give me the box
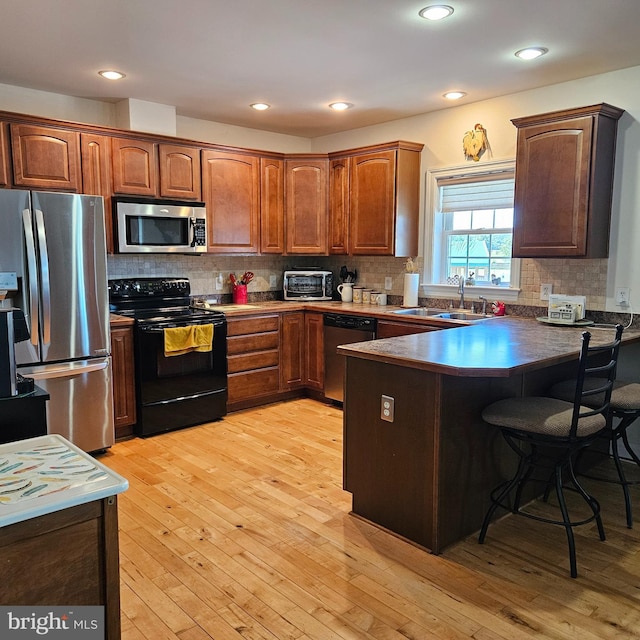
[138,322,223,333]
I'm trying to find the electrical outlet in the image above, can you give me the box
[540,283,552,301]
[384,277,393,290]
[269,274,277,288]
[381,395,394,422]
[215,273,223,291]
[616,287,630,306]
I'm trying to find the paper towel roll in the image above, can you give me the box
[403,273,419,307]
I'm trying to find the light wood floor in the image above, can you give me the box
[100,398,640,640]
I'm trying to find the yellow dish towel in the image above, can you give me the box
[164,324,214,357]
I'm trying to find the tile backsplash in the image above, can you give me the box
[107,254,610,310]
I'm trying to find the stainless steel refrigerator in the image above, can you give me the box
[0,189,113,452]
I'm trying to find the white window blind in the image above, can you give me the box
[439,175,515,213]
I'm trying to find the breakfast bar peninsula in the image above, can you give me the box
[338,317,639,553]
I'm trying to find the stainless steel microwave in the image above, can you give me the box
[115,198,207,254]
[283,270,333,301]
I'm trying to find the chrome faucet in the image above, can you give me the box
[478,296,488,315]
[457,277,465,309]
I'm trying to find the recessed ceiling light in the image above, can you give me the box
[514,47,548,61]
[443,91,466,100]
[98,70,125,80]
[329,102,353,111]
[419,5,454,20]
[250,103,270,111]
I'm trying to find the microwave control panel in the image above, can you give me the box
[192,218,206,246]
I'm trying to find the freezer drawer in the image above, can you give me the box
[20,357,114,452]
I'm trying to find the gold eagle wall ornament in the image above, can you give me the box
[463,123,490,161]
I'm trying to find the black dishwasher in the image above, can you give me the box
[324,313,377,403]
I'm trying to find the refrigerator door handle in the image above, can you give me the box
[25,358,110,380]
[22,208,40,347]
[34,209,51,345]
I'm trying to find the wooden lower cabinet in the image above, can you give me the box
[376,320,441,339]
[280,312,304,390]
[304,312,324,390]
[110,321,136,439]
[227,314,280,406]
[0,498,122,640]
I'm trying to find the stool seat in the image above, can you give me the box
[482,397,606,438]
[550,379,640,412]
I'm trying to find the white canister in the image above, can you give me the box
[370,290,380,305]
[337,282,353,302]
[352,287,364,303]
[403,273,419,307]
[377,292,388,306]
[362,289,372,304]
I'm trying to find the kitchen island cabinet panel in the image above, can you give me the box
[0,123,9,186]
[111,137,158,197]
[344,359,438,545]
[10,123,81,191]
[202,150,260,253]
[0,497,122,640]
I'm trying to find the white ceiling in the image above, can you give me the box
[2,0,640,138]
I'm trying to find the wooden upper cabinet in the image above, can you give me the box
[111,137,158,196]
[260,157,285,254]
[81,133,114,253]
[159,144,201,200]
[0,124,9,187]
[202,150,260,253]
[10,124,81,191]
[512,103,624,258]
[285,157,328,255]
[329,157,349,255]
[329,141,423,256]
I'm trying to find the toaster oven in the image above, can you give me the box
[283,270,333,301]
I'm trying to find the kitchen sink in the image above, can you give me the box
[392,308,493,322]
[392,307,444,316]
[433,312,491,321]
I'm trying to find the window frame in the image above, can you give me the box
[422,159,520,303]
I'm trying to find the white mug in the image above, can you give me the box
[337,282,353,302]
[377,292,388,306]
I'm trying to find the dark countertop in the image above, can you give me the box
[337,317,640,377]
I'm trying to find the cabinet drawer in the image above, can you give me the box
[228,349,279,374]
[228,367,279,402]
[227,315,279,336]
[227,332,279,355]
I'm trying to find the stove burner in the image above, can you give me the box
[108,277,225,323]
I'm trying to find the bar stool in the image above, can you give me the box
[549,377,640,528]
[479,325,623,578]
